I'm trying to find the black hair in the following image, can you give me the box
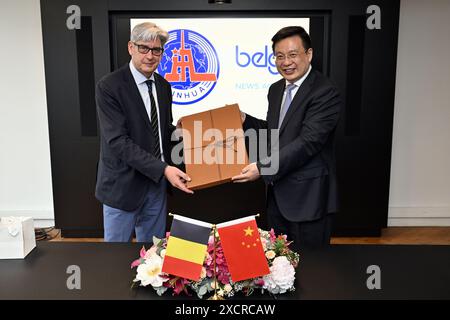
[271,26,312,52]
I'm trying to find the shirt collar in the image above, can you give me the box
[285,65,312,88]
[129,60,155,86]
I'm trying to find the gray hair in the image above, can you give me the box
[130,22,169,46]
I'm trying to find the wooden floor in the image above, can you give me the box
[46,227,450,245]
[330,227,450,245]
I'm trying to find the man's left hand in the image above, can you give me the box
[231,162,260,183]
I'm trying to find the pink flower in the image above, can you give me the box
[130,245,147,268]
[130,258,142,268]
[269,229,276,242]
[169,277,191,296]
[254,278,265,286]
[139,246,146,258]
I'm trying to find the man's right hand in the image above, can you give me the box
[164,165,194,194]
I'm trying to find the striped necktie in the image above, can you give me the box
[278,83,296,128]
[145,80,161,159]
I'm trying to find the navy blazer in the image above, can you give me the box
[95,64,175,211]
[244,69,342,222]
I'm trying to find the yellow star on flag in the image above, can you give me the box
[244,226,254,236]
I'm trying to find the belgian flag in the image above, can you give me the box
[162,215,212,281]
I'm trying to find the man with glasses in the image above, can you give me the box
[95,22,193,242]
[233,26,342,250]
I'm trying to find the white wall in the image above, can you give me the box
[0,1,449,229]
[389,0,450,226]
[0,0,54,227]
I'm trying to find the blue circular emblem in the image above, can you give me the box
[158,29,220,105]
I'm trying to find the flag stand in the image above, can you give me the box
[208,224,224,300]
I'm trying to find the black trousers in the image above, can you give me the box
[267,187,334,252]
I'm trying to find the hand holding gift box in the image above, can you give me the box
[180,104,249,190]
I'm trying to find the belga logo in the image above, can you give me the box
[158,29,220,105]
[235,45,278,75]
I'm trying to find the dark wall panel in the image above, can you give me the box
[345,15,365,137]
[76,16,97,137]
[41,0,110,237]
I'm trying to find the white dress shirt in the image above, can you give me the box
[129,61,165,161]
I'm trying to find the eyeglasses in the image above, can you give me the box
[133,42,164,56]
[273,50,308,62]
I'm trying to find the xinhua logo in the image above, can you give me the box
[158,29,220,105]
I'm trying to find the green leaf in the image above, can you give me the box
[153,236,161,246]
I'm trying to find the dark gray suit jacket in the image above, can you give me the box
[244,69,342,222]
[95,64,175,211]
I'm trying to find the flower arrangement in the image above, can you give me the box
[131,229,300,299]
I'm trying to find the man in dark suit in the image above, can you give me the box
[95,22,193,242]
[232,26,342,250]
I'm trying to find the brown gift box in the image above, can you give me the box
[181,104,249,190]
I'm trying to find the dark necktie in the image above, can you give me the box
[145,80,161,159]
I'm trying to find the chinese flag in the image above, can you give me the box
[217,216,270,282]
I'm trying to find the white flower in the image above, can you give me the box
[135,254,167,288]
[144,246,157,259]
[224,284,232,293]
[200,267,207,279]
[261,237,267,251]
[159,249,166,258]
[265,250,276,260]
[262,256,295,294]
